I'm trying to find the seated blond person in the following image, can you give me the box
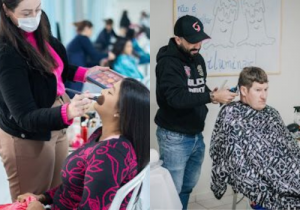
[210,67,300,209]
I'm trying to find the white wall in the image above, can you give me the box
[150,0,300,202]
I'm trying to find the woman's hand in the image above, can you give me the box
[67,92,94,120]
[26,201,44,210]
[108,52,116,61]
[85,66,110,79]
[99,58,109,66]
[17,193,45,203]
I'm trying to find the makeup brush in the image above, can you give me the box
[65,88,105,105]
[65,88,98,101]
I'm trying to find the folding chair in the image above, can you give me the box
[109,165,149,210]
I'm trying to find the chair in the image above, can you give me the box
[109,164,149,210]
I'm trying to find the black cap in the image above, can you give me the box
[174,15,210,44]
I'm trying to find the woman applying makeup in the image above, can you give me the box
[0,0,107,201]
[18,78,150,210]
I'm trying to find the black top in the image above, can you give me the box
[155,38,211,135]
[95,29,118,52]
[120,14,131,29]
[0,36,78,141]
[67,34,108,67]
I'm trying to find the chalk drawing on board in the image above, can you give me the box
[174,0,281,76]
[237,0,275,47]
[204,0,239,49]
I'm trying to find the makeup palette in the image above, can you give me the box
[87,69,124,89]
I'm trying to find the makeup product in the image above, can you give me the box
[81,120,88,143]
[96,95,105,105]
[87,69,124,89]
[65,88,105,106]
[65,88,99,101]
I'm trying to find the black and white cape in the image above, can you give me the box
[210,101,300,209]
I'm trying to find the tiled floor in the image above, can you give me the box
[188,195,250,210]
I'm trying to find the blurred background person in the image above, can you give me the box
[65,20,115,97]
[139,11,150,39]
[110,37,143,80]
[126,28,150,64]
[95,18,119,53]
[119,10,131,36]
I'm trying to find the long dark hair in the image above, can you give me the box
[118,78,149,172]
[109,37,139,68]
[0,0,57,75]
[120,10,130,28]
[112,37,129,57]
[109,37,129,68]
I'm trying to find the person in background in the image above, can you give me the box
[126,28,149,64]
[65,20,115,97]
[140,11,149,29]
[0,0,105,201]
[95,18,119,53]
[139,11,150,39]
[110,37,143,80]
[119,10,131,36]
[17,78,150,210]
[155,15,237,209]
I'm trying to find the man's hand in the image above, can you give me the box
[210,88,219,104]
[213,88,238,104]
[26,201,44,210]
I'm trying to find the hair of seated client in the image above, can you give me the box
[238,66,268,89]
[118,78,150,172]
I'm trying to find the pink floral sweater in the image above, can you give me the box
[44,128,138,209]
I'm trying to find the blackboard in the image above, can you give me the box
[174,0,282,76]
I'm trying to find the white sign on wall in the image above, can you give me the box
[174,0,282,76]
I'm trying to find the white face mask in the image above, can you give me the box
[17,11,42,33]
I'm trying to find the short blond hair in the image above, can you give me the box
[238,67,268,89]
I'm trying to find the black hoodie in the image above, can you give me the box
[155,38,211,134]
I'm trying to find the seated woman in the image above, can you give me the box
[110,38,144,80]
[17,78,150,210]
[126,28,150,64]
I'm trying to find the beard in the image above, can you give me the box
[178,44,200,59]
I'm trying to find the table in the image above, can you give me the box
[150,166,182,210]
